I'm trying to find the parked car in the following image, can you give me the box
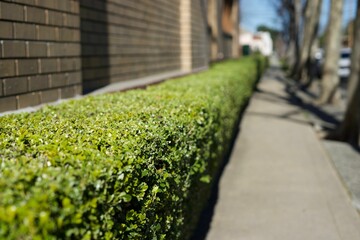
[314,48,351,80]
[338,48,351,79]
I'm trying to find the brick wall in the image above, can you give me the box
[79,0,108,93]
[80,0,181,93]
[0,0,82,112]
[0,0,239,112]
[180,0,209,71]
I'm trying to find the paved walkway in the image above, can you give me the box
[206,58,360,240]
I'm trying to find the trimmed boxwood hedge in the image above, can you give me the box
[0,56,266,239]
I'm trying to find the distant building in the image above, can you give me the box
[239,29,273,56]
[0,0,239,113]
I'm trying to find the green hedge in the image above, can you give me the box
[0,56,266,239]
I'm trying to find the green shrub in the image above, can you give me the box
[0,56,266,239]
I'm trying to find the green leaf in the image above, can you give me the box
[119,192,132,203]
[200,175,211,184]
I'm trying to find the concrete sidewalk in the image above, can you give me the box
[206,58,360,240]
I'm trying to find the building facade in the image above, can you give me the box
[0,0,239,112]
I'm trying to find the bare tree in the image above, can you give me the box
[337,0,360,146]
[317,0,344,104]
[292,0,323,83]
[274,0,302,68]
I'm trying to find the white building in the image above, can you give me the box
[239,29,273,56]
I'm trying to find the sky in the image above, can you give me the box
[240,0,358,34]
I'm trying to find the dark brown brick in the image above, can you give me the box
[0,21,13,39]
[62,13,68,26]
[36,0,57,10]
[48,43,80,57]
[74,84,82,95]
[0,2,24,21]
[12,0,36,5]
[50,73,67,87]
[29,75,49,91]
[28,42,47,57]
[14,23,36,39]
[67,71,81,84]
[40,58,58,73]
[40,88,59,103]
[0,96,17,112]
[57,1,71,13]
[48,43,64,57]
[0,60,16,78]
[17,92,40,108]
[26,6,46,24]
[36,0,71,12]
[65,14,79,28]
[61,86,76,99]
[37,25,57,41]
[47,10,63,26]
[60,58,81,71]
[73,57,81,69]
[17,59,38,75]
[59,28,72,41]
[3,77,28,95]
[64,43,80,56]
[2,41,26,58]
[60,28,79,42]
[70,1,79,14]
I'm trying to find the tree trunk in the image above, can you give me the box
[289,0,302,75]
[338,0,360,146]
[318,0,344,104]
[286,41,296,69]
[293,0,322,83]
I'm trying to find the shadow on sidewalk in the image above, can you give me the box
[261,68,341,131]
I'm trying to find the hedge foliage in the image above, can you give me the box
[0,56,266,239]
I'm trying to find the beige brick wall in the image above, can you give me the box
[0,0,82,112]
[80,0,181,93]
[180,0,192,71]
[180,0,209,71]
